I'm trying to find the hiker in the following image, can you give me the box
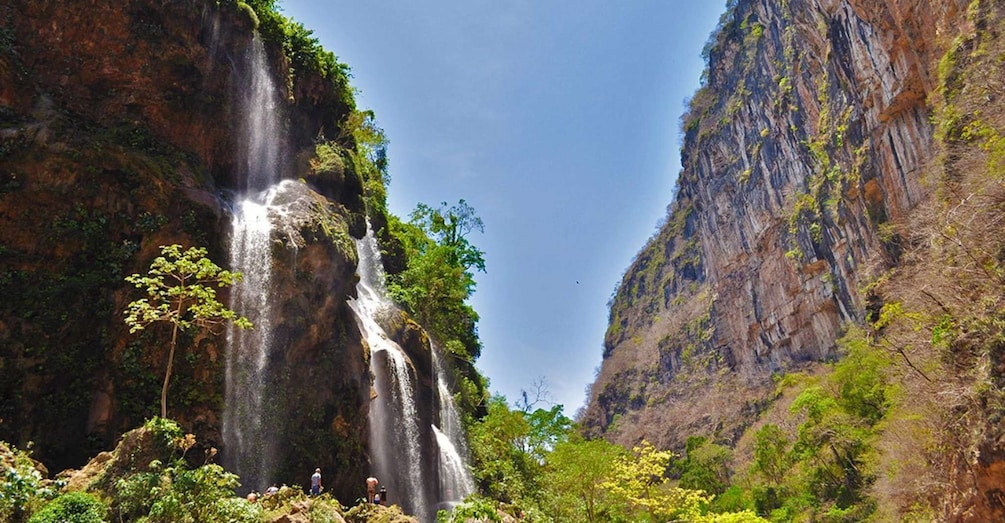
[366,475,378,503]
[311,468,322,496]
[379,485,387,505]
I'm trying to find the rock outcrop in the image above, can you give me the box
[583,0,966,452]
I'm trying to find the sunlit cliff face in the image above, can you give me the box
[584,0,965,450]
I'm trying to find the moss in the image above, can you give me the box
[235,1,259,29]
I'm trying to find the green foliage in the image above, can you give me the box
[342,110,390,218]
[436,497,501,523]
[601,440,712,522]
[542,434,625,523]
[107,418,260,523]
[750,424,791,486]
[386,201,485,361]
[124,245,252,418]
[746,330,889,519]
[235,1,259,29]
[468,396,537,504]
[28,492,108,523]
[456,399,783,522]
[674,436,733,496]
[409,200,486,272]
[1,442,58,523]
[831,329,890,423]
[520,405,573,463]
[219,0,354,109]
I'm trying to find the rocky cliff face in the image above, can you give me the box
[584,0,967,449]
[0,0,409,500]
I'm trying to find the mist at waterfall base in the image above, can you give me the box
[350,228,475,520]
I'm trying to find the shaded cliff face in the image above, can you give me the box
[0,0,376,498]
[583,0,967,448]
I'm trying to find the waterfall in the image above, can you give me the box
[350,228,431,519]
[238,36,283,194]
[223,34,285,490]
[433,350,475,501]
[432,426,474,503]
[350,225,477,520]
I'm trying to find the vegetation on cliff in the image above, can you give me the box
[1,0,489,506]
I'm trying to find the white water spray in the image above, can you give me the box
[223,34,285,490]
[433,351,475,500]
[350,227,430,519]
[432,425,474,502]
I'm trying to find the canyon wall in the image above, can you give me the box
[0,0,411,499]
[583,0,967,449]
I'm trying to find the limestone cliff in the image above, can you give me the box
[0,0,394,501]
[583,0,965,457]
[586,0,1005,517]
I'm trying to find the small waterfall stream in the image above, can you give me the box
[433,351,475,501]
[350,227,475,520]
[350,228,430,518]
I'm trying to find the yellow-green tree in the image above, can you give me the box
[124,245,252,418]
[601,440,712,522]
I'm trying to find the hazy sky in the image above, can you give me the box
[281,1,726,414]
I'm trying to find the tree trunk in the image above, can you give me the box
[162,319,180,419]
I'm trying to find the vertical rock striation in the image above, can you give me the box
[584,0,967,449]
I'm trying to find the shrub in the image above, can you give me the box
[28,492,108,523]
[1,442,57,523]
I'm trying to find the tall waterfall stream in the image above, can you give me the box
[222,34,285,490]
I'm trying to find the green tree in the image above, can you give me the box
[750,424,791,486]
[543,434,625,523]
[28,492,107,523]
[521,405,573,463]
[387,200,485,360]
[410,199,486,272]
[124,245,252,418]
[468,396,535,503]
[674,435,733,496]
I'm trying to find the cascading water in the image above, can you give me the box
[432,426,474,503]
[223,34,286,490]
[433,351,475,501]
[350,228,431,519]
[350,226,477,520]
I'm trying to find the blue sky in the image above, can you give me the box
[281,1,726,414]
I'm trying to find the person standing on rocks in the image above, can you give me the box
[311,468,323,496]
[366,475,378,503]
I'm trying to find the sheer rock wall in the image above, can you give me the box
[584,0,967,450]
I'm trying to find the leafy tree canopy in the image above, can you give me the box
[124,245,251,418]
[387,200,485,361]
